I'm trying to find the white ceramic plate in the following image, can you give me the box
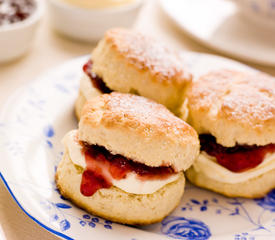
[160,0,275,66]
[1,52,275,240]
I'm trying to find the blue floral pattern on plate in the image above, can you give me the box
[255,189,275,212]
[0,53,274,240]
[161,216,211,240]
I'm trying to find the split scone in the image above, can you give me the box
[183,70,275,198]
[75,28,192,119]
[57,93,199,225]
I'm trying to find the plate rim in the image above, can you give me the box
[0,172,71,240]
[0,56,89,240]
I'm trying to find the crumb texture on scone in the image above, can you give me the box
[186,165,275,198]
[91,28,192,111]
[56,151,185,225]
[185,70,275,147]
[79,92,199,172]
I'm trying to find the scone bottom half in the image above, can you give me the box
[56,150,185,225]
[57,93,200,225]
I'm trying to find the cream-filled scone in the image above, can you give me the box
[75,28,192,120]
[183,70,275,198]
[75,63,110,120]
[57,93,199,225]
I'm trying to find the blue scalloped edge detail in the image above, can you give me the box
[0,172,73,240]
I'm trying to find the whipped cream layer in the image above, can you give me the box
[79,74,102,100]
[62,130,180,194]
[193,151,275,184]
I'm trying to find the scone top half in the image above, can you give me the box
[187,70,275,147]
[80,28,192,113]
[79,92,199,172]
[184,70,275,198]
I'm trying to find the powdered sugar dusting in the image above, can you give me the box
[100,92,197,140]
[105,28,191,85]
[190,69,275,128]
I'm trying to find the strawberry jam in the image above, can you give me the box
[83,60,112,94]
[80,144,174,196]
[81,170,111,196]
[200,134,275,173]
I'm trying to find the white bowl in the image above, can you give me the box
[47,0,144,42]
[0,0,44,63]
[230,0,275,30]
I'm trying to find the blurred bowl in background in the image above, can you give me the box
[47,0,144,43]
[231,0,275,30]
[0,0,44,63]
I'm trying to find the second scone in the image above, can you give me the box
[75,28,192,119]
[57,92,199,225]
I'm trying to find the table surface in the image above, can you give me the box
[1,1,275,239]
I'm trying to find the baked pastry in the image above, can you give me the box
[75,28,192,119]
[183,70,275,198]
[57,92,199,225]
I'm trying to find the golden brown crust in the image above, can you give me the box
[56,151,185,225]
[186,70,275,147]
[186,166,275,198]
[102,28,192,86]
[81,92,197,141]
[79,93,200,171]
[90,28,192,111]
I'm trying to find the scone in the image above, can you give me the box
[182,70,275,198]
[57,93,199,225]
[75,28,192,119]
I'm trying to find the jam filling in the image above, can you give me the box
[80,144,175,196]
[0,0,36,26]
[200,134,275,173]
[83,60,112,94]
